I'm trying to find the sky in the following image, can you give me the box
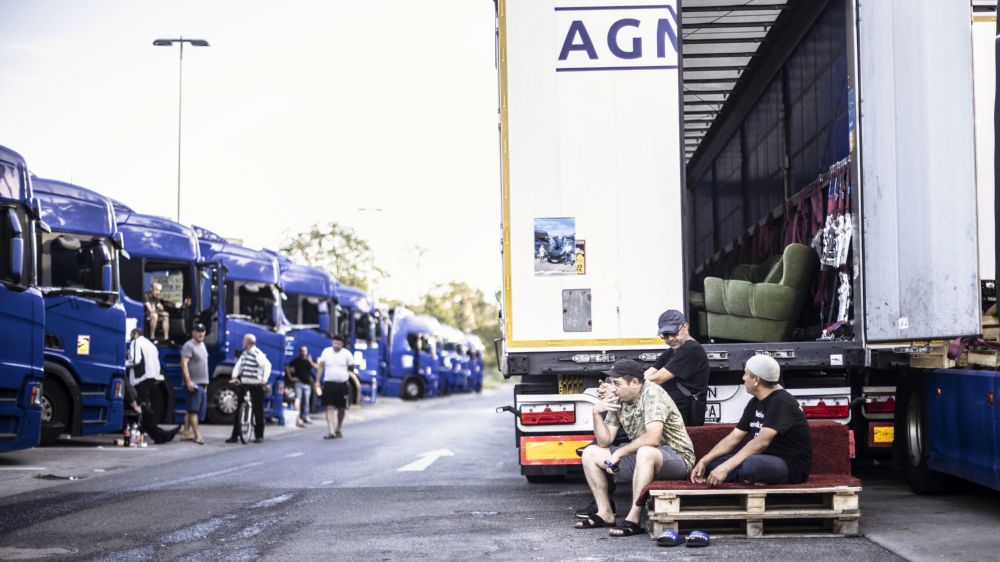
[0,0,501,304]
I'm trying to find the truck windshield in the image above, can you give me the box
[225,280,277,328]
[38,232,117,299]
[282,293,324,326]
[355,312,372,341]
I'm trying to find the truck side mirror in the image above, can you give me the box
[9,237,23,284]
[6,208,23,284]
[101,263,113,292]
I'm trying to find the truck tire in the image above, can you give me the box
[206,378,239,425]
[903,386,945,494]
[401,377,424,401]
[39,378,70,446]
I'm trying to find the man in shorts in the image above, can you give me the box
[316,335,355,439]
[575,359,694,537]
[179,323,209,444]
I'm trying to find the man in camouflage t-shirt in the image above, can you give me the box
[574,359,694,537]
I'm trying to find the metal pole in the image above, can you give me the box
[177,39,184,223]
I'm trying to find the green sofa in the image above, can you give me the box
[702,243,818,342]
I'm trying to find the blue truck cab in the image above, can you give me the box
[334,284,380,405]
[438,324,469,394]
[386,310,440,400]
[114,205,205,423]
[465,333,485,393]
[270,253,336,412]
[0,145,44,452]
[194,227,287,424]
[32,178,126,445]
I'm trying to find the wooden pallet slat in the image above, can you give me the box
[645,485,861,539]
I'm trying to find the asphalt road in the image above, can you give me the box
[0,388,994,561]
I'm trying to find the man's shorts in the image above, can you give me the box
[321,381,350,409]
[610,444,690,481]
[186,384,207,418]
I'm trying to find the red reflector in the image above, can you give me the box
[521,408,576,425]
[864,396,895,414]
[801,400,849,419]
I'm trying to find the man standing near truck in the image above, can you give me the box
[690,355,812,485]
[315,335,355,439]
[179,323,209,445]
[644,309,710,426]
[225,334,271,444]
[574,359,694,537]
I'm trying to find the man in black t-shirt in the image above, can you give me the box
[690,355,812,485]
[644,309,710,426]
[286,346,317,427]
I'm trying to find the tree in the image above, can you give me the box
[412,281,500,370]
[279,222,388,291]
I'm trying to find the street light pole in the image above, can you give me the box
[153,37,210,223]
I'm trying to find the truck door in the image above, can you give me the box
[851,0,981,341]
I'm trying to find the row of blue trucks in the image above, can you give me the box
[0,142,486,452]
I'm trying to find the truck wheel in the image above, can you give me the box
[903,386,945,494]
[40,378,70,446]
[401,377,424,401]
[525,474,565,484]
[206,378,238,425]
[349,379,360,406]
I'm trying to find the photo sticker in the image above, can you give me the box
[534,217,577,276]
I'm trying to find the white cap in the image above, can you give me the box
[746,355,780,382]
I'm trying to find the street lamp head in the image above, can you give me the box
[189,39,210,47]
[153,39,174,46]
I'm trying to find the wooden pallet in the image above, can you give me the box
[646,485,861,539]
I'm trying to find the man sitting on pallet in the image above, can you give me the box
[575,359,695,536]
[691,355,812,486]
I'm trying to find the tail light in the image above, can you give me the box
[800,399,849,419]
[521,403,576,425]
[864,395,895,414]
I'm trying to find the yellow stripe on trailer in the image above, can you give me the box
[521,436,593,465]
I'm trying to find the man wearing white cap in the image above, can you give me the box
[689,354,812,485]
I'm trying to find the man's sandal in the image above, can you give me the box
[656,529,684,547]
[685,530,711,547]
[573,514,613,529]
[609,521,644,537]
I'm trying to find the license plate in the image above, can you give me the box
[705,402,721,423]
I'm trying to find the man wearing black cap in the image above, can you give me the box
[179,323,209,444]
[645,309,710,426]
[574,359,695,537]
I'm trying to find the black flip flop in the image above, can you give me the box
[574,514,613,529]
[609,521,644,537]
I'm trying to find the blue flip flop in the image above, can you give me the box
[686,529,711,547]
[656,529,684,547]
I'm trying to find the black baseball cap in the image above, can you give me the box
[192,322,206,332]
[657,309,686,336]
[601,359,645,379]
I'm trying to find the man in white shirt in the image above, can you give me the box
[126,328,164,415]
[315,335,355,439]
[225,334,272,444]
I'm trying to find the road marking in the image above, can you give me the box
[397,449,455,472]
[284,452,303,458]
[135,461,266,492]
[0,467,47,471]
[252,493,294,508]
